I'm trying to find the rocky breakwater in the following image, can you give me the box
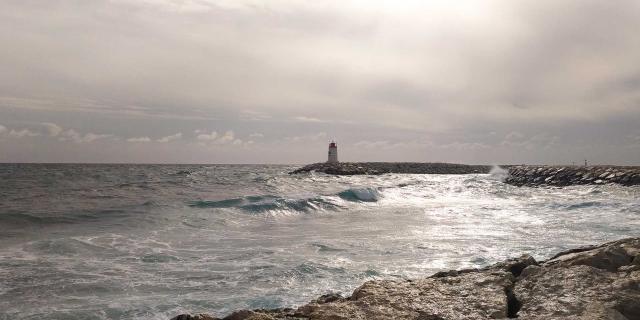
[505,165,640,187]
[172,237,640,320]
[289,162,492,175]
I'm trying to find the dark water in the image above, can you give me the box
[0,164,639,319]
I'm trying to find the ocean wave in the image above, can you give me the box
[189,195,279,209]
[311,243,346,252]
[241,198,340,213]
[284,262,347,280]
[0,202,156,228]
[0,212,77,225]
[565,201,604,210]
[189,187,381,214]
[337,187,381,202]
[140,253,181,263]
[189,194,342,213]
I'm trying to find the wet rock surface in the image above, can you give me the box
[505,165,640,187]
[289,162,492,175]
[171,238,640,320]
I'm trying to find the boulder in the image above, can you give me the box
[516,266,640,319]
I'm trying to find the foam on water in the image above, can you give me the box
[0,164,639,319]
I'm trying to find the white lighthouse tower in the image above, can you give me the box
[327,141,338,163]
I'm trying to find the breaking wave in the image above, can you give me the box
[190,195,342,213]
[189,187,381,214]
[337,187,381,202]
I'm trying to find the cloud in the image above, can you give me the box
[157,132,182,143]
[501,131,526,146]
[127,136,151,142]
[9,129,40,138]
[293,116,324,123]
[217,131,235,144]
[59,129,112,143]
[353,139,432,150]
[354,140,395,149]
[500,132,560,150]
[1,1,640,164]
[196,131,218,141]
[3,1,640,132]
[0,96,217,121]
[195,130,243,145]
[83,133,113,143]
[0,125,6,135]
[240,110,271,121]
[438,141,490,151]
[41,122,63,137]
[284,132,327,143]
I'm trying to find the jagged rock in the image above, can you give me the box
[516,238,640,319]
[544,239,639,272]
[516,265,640,319]
[299,271,515,319]
[173,238,640,320]
[314,293,345,304]
[170,314,219,320]
[519,265,542,278]
[488,254,538,277]
[505,165,640,186]
[223,310,276,320]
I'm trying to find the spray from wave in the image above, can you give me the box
[488,165,509,181]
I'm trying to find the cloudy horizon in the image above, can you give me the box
[1,0,639,164]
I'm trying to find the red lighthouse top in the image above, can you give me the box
[329,141,337,148]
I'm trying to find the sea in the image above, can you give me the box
[0,164,638,320]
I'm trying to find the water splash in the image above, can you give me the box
[489,165,509,181]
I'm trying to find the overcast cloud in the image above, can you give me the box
[1,0,639,164]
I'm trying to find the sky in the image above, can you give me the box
[1,0,639,164]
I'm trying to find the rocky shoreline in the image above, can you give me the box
[171,237,640,320]
[289,162,493,175]
[505,165,640,187]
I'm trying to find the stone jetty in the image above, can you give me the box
[289,162,492,175]
[171,237,640,320]
[289,162,640,187]
[505,165,640,187]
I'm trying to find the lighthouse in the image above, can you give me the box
[327,141,338,163]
